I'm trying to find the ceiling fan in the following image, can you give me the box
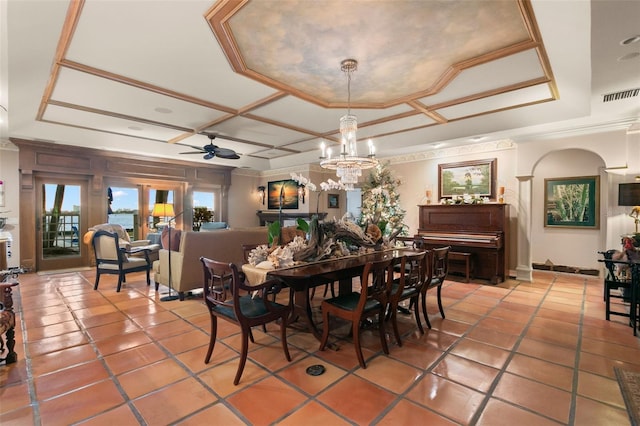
[178,133,241,160]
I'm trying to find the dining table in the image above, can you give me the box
[242,247,418,342]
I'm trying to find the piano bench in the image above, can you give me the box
[449,251,473,283]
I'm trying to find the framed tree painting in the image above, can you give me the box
[438,158,496,199]
[267,179,299,210]
[544,175,599,228]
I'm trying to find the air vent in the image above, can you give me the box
[603,88,639,102]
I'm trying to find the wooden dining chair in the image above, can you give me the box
[200,257,292,385]
[319,258,394,369]
[422,245,450,329]
[388,250,430,346]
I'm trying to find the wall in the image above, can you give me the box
[531,149,605,269]
[386,141,518,273]
[0,142,20,267]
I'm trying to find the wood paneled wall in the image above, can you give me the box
[12,139,232,270]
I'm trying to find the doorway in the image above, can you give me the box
[36,177,89,271]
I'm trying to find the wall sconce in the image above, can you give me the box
[257,186,266,205]
[298,184,306,204]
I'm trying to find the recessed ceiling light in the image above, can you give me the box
[431,143,444,149]
[128,126,143,131]
[618,52,640,61]
[154,107,172,114]
[621,35,640,45]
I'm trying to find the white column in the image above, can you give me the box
[516,175,533,282]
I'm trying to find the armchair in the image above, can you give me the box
[91,230,155,292]
[83,223,160,265]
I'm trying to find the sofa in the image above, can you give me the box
[153,227,268,300]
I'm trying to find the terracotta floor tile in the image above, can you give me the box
[30,344,98,377]
[23,311,75,329]
[432,354,500,393]
[118,358,189,399]
[176,343,235,374]
[159,328,210,354]
[405,373,485,424]
[178,402,246,426]
[573,395,630,426]
[227,376,308,426]
[133,377,215,425]
[27,330,88,358]
[376,399,458,425]
[103,342,167,375]
[0,382,30,413]
[198,358,269,397]
[450,338,511,369]
[493,372,571,423]
[388,339,444,370]
[314,341,376,371]
[249,343,302,372]
[276,401,352,426]
[93,330,153,356]
[0,405,35,425]
[516,337,578,367]
[578,351,640,379]
[85,319,141,342]
[26,320,80,341]
[506,353,574,391]
[577,371,625,409]
[34,359,110,401]
[317,375,396,425]
[74,404,140,426]
[277,355,347,395]
[130,310,179,328]
[355,355,423,393]
[467,326,519,350]
[407,328,459,351]
[476,398,563,426]
[77,311,128,329]
[444,308,483,325]
[39,379,125,426]
[144,318,194,340]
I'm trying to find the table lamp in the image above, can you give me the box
[618,183,640,233]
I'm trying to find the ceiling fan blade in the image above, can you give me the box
[179,151,205,154]
[203,152,215,160]
[216,152,241,160]
[213,147,240,158]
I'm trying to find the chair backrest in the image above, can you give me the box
[92,230,124,264]
[200,257,240,316]
[399,250,428,291]
[432,246,451,282]
[599,249,629,282]
[358,258,394,311]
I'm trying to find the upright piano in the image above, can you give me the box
[417,203,509,284]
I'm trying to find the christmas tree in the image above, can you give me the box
[359,162,406,239]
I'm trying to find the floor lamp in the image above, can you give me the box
[152,203,181,302]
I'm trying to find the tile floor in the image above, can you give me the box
[1,269,639,425]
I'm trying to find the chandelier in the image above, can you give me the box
[320,59,378,190]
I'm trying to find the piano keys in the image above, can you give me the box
[417,203,509,284]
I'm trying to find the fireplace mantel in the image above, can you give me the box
[256,211,327,226]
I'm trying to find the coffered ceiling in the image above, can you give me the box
[1,0,639,171]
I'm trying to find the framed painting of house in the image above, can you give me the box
[438,158,496,199]
[544,175,599,228]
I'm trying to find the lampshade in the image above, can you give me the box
[152,203,175,217]
[618,183,640,206]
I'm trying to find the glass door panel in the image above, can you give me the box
[36,177,88,271]
[108,186,140,240]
